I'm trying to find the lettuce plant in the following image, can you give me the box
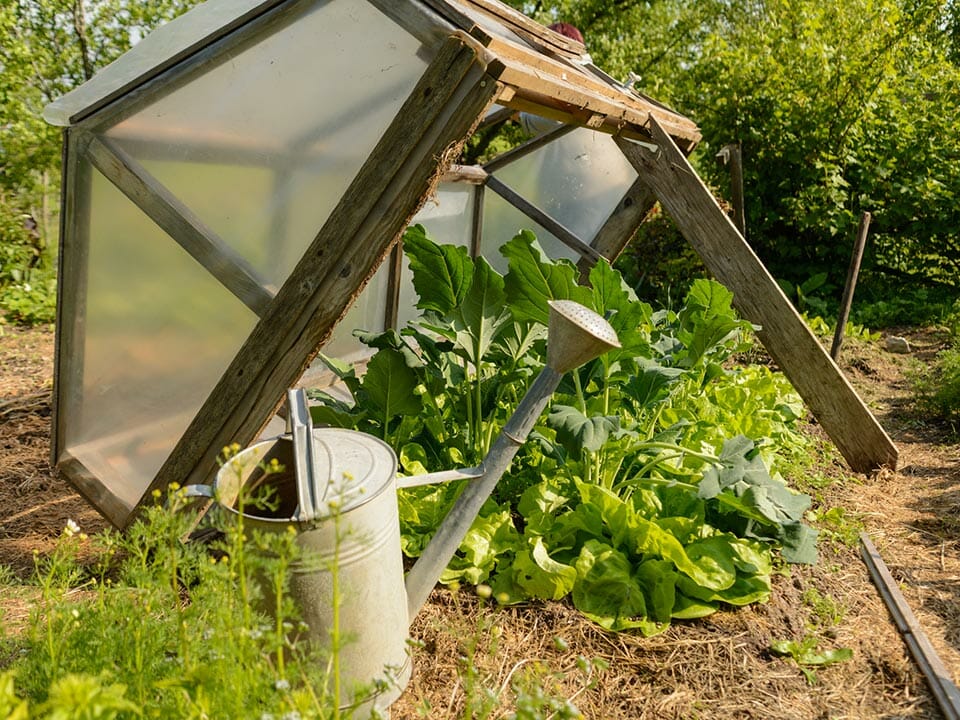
[309,226,817,634]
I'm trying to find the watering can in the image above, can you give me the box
[189,300,619,716]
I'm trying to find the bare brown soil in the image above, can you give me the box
[1,323,958,719]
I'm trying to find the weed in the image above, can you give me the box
[769,635,852,685]
[801,587,845,627]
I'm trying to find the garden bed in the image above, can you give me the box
[1,323,957,718]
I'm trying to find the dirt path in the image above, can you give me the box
[0,324,957,718]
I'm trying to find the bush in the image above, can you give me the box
[0,199,56,325]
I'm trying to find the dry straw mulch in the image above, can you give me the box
[1,325,957,719]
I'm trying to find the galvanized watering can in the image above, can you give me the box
[190,300,619,716]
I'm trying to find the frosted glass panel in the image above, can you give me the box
[320,262,391,362]
[483,126,637,272]
[62,170,257,509]
[480,193,576,275]
[105,0,427,288]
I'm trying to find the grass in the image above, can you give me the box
[0,477,594,720]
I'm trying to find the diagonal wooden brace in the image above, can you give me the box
[615,116,898,473]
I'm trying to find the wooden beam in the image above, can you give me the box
[576,176,657,278]
[485,175,602,263]
[615,118,898,473]
[136,34,501,525]
[51,132,91,470]
[84,134,276,317]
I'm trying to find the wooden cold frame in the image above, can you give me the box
[132,32,503,524]
[615,116,898,473]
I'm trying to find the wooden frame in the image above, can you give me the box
[134,32,502,523]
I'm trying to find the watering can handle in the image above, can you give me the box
[287,388,321,523]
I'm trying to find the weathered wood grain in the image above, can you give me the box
[616,117,898,473]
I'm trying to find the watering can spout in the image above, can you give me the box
[404,300,619,621]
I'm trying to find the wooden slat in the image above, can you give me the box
[459,0,585,57]
[84,134,276,317]
[58,453,133,529]
[485,57,700,148]
[615,118,898,473]
[51,132,91,469]
[485,175,602,263]
[440,163,488,184]
[576,176,658,278]
[860,533,960,720]
[136,34,501,525]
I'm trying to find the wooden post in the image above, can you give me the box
[830,211,871,361]
[716,142,746,238]
[615,118,898,473]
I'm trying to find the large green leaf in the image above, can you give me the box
[514,536,578,600]
[451,256,512,367]
[572,540,647,630]
[677,279,752,367]
[360,348,422,424]
[403,224,472,314]
[547,404,619,455]
[502,231,592,325]
[589,258,652,359]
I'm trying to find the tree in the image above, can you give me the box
[507,0,960,303]
[0,0,199,322]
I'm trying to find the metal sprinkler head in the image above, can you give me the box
[546,300,621,373]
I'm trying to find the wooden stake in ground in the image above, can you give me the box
[830,211,871,361]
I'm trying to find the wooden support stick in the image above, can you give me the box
[615,118,898,473]
[831,211,871,361]
[716,142,746,238]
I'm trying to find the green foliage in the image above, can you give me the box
[913,346,960,424]
[770,636,853,685]
[505,0,960,315]
[6,483,355,719]
[0,0,201,326]
[312,227,817,634]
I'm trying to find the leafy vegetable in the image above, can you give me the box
[310,226,819,634]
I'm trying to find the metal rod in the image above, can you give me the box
[485,175,602,263]
[482,123,577,173]
[405,365,561,620]
[396,466,485,489]
[831,211,871,361]
[860,532,960,720]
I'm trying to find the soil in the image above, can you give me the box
[1,323,958,719]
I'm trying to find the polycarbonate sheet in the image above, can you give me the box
[42,0,272,126]
[480,192,572,275]
[61,169,258,510]
[482,126,637,272]
[104,0,427,289]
